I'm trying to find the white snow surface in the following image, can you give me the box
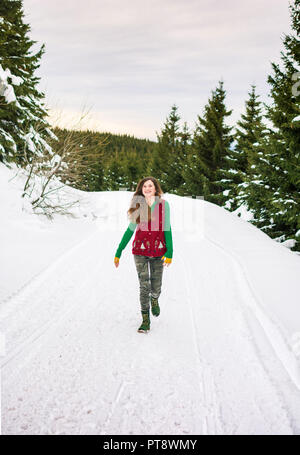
[1,162,300,435]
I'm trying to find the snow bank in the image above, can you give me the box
[0,163,99,304]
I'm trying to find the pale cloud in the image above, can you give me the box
[23,0,291,140]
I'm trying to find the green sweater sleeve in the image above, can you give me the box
[115,222,136,259]
[164,201,173,259]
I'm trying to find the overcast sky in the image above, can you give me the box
[22,0,292,141]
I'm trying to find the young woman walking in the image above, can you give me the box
[114,177,173,333]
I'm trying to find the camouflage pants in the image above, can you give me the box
[134,255,164,311]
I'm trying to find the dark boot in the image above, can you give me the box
[151,296,160,317]
[138,309,150,333]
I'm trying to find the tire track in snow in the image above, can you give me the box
[99,378,136,436]
[175,234,294,435]
[1,264,98,372]
[205,234,300,391]
[176,246,225,435]
[0,229,98,314]
[204,235,295,433]
[0,230,100,377]
[2,249,106,435]
[97,290,157,435]
[98,342,143,435]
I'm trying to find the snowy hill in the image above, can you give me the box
[1,162,300,435]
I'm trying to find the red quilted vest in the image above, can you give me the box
[132,199,167,257]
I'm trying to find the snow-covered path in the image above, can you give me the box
[1,226,300,435]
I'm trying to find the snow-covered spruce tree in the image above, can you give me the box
[150,104,184,193]
[240,0,300,251]
[175,121,192,196]
[0,0,54,166]
[181,114,210,199]
[183,80,234,203]
[220,85,268,212]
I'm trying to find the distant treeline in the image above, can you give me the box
[50,127,157,192]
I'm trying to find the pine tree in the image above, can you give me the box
[0,0,53,166]
[183,80,233,203]
[181,114,209,198]
[241,0,300,250]
[150,104,182,193]
[221,85,267,211]
[175,121,192,196]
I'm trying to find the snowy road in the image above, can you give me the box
[1,227,300,435]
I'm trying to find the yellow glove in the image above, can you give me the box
[114,256,120,267]
[161,256,172,266]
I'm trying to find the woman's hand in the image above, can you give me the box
[161,256,172,267]
[114,257,120,268]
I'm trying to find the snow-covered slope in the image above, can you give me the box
[1,163,300,435]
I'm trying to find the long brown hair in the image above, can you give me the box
[127,177,164,224]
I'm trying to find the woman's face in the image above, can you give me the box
[142,180,156,197]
